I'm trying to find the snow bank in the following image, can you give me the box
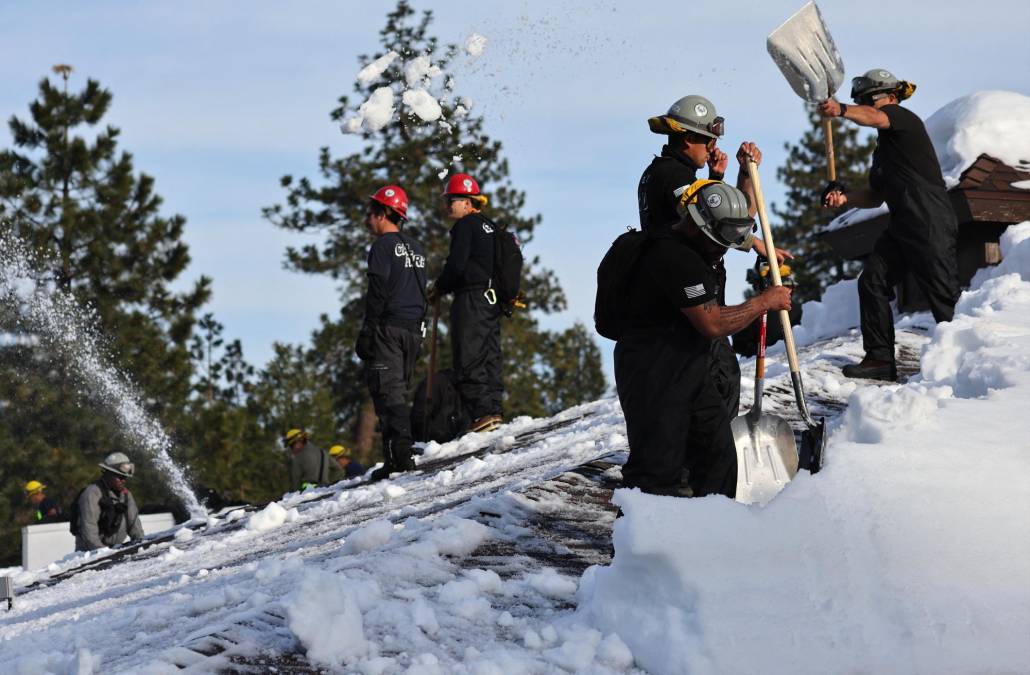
[792,278,859,346]
[578,222,1030,675]
[925,91,1030,187]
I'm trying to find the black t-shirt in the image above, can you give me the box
[638,146,700,233]
[364,231,427,323]
[870,104,946,196]
[436,213,495,293]
[624,232,715,352]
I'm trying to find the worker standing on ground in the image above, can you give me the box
[284,428,331,491]
[616,182,793,498]
[23,480,62,523]
[641,95,791,414]
[73,453,144,551]
[329,444,366,479]
[356,185,427,481]
[819,69,959,381]
[429,174,504,434]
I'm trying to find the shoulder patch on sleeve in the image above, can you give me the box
[684,283,707,299]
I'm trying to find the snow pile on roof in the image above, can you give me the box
[791,278,859,347]
[926,90,1030,187]
[577,222,1030,675]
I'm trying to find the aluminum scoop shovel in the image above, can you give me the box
[731,312,799,506]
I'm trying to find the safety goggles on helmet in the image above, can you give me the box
[105,462,135,479]
[668,114,725,138]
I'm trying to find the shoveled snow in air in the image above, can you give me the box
[342,36,488,135]
[577,222,1030,675]
[823,89,1030,233]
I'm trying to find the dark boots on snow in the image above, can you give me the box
[842,357,897,382]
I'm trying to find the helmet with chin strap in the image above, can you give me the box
[682,181,756,249]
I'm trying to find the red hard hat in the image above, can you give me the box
[370,185,409,220]
[443,173,481,197]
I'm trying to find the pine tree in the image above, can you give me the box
[0,69,211,558]
[772,108,877,301]
[263,2,605,452]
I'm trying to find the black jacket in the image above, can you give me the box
[436,213,495,293]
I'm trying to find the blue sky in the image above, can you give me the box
[1,1,1028,383]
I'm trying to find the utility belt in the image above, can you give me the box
[455,283,499,306]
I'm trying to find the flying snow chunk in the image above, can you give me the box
[404,55,442,87]
[466,33,488,57]
[403,88,443,122]
[343,87,396,134]
[356,51,399,85]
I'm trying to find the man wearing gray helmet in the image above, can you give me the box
[615,181,793,498]
[819,69,959,381]
[72,452,145,551]
[641,95,792,416]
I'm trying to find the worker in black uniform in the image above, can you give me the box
[617,181,793,498]
[429,173,503,434]
[356,185,428,481]
[641,94,791,415]
[820,69,959,381]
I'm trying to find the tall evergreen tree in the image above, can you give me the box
[772,108,877,301]
[263,2,606,452]
[0,70,211,560]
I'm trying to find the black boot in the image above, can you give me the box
[842,357,897,382]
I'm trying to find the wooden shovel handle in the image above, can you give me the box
[746,159,801,376]
[823,118,836,182]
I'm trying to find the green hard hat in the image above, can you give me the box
[850,68,899,101]
[685,182,755,249]
[648,95,724,139]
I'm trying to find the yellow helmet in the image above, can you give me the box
[282,428,308,448]
[328,444,351,458]
[24,480,46,495]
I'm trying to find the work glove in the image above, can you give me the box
[355,326,375,361]
[820,180,847,205]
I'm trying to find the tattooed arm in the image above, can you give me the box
[681,286,792,340]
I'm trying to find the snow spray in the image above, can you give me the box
[0,228,203,517]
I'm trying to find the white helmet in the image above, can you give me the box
[99,452,135,478]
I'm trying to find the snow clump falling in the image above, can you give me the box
[402,88,443,122]
[356,50,399,85]
[465,32,488,57]
[342,86,395,133]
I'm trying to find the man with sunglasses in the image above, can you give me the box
[357,185,428,481]
[429,173,504,434]
[73,452,144,551]
[616,181,793,498]
[641,95,792,416]
[819,69,959,381]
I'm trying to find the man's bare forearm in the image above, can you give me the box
[842,104,890,129]
[704,297,767,337]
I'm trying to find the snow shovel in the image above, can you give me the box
[747,158,827,473]
[767,1,845,181]
[731,311,799,506]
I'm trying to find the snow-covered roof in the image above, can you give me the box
[927,90,1030,188]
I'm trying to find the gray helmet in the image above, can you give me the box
[648,95,725,139]
[685,182,755,249]
[99,452,135,478]
[850,68,899,102]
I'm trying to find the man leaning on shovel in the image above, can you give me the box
[819,69,960,382]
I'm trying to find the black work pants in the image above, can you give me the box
[450,289,503,420]
[364,324,422,470]
[858,186,959,362]
[615,329,737,499]
[708,337,741,417]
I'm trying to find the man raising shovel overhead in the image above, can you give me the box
[818,71,960,381]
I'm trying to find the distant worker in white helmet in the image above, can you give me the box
[819,70,960,381]
[71,452,144,551]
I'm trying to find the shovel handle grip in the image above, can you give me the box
[823,118,836,182]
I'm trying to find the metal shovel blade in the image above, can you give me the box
[731,410,799,506]
[767,1,845,102]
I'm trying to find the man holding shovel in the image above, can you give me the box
[819,70,959,381]
[641,95,792,415]
[616,180,793,498]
